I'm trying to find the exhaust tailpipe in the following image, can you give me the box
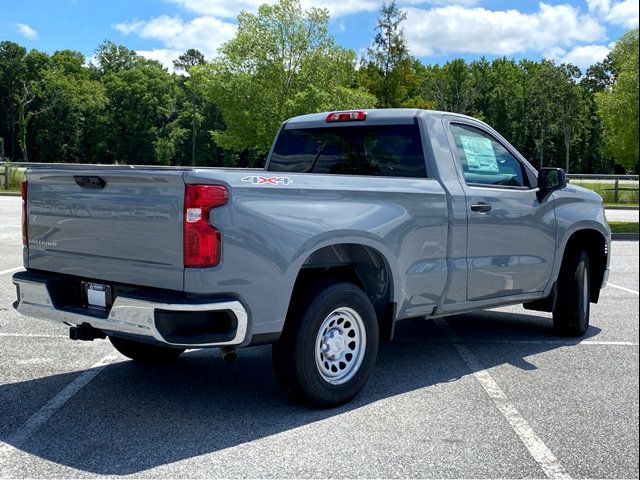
[220,347,238,364]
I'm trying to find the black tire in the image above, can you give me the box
[109,336,185,363]
[272,281,379,408]
[553,248,591,337]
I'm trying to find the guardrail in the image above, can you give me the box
[568,174,639,204]
[567,174,639,180]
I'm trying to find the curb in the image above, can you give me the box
[606,205,639,211]
[612,233,639,241]
[0,192,20,196]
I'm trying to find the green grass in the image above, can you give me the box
[1,164,25,191]
[571,181,639,205]
[608,221,639,234]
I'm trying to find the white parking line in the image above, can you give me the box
[0,333,67,338]
[0,355,116,467]
[0,266,22,276]
[607,283,639,295]
[435,318,571,480]
[463,339,638,346]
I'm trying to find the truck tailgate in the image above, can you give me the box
[26,168,185,291]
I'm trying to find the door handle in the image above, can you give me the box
[471,202,492,213]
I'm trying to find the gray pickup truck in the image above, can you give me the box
[13,109,610,407]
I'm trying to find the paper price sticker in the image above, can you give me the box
[460,135,499,173]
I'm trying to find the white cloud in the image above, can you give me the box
[403,3,606,57]
[136,49,184,70]
[113,20,145,35]
[114,0,483,64]
[587,0,639,27]
[404,0,480,5]
[167,0,262,18]
[167,0,480,18]
[114,15,236,58]
[554,44,611,69]
[16,23,39,40]
[605,0,639,28]
[166,0,378,18]
[586,0,610,15]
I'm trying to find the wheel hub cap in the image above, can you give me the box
[322,329,346,360]
[314,307,366,385]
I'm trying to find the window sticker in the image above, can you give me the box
[460,135,499,173]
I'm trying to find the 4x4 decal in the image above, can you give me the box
[241,176,293,185]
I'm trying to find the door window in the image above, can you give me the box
[450,124,529,188]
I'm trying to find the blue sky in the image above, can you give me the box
[1,0,638,70]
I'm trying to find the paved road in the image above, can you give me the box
[605,208,639,223]
[0,196,638,478]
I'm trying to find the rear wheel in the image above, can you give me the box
[109,336,185,363]
[553,248,590,337]
[272,281,379,408]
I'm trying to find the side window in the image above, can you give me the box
[450,123,529,188]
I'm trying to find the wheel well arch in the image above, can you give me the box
[287,243,396,341]
[561,229,608,303]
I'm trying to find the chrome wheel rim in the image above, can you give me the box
[315,307,366,385]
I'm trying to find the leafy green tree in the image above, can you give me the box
[94,40,139,76]
[521,60,562,168]
[0,41,27,160]
[363,1,416,107]
[97,46,180,164]
[581,56,614,93]
[577,58,614,173]
[557,63,583,173]
[422,59,476,114]
[15,50,57,162]
[32,50,107,163]
[484,58,526,150]
[173,49,206,72]
[195,0,375,155]
[174,49,207,165]
[467,58,492,120]
[596,28,639,171]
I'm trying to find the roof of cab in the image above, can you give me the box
[284,108,479,128]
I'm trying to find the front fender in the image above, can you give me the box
[545,190,611,296]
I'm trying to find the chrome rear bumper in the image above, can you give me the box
[13,276,248,348]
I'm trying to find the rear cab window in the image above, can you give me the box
[268,124,427,178]
[449,123,529,188]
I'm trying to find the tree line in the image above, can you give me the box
[0,0,637,173]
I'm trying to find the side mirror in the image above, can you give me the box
[538,167,567,192]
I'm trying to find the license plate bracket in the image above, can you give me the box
[82,282,112,311]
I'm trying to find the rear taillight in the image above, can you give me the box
[21,179,28,247]
[326,110,367,122]
[183,184,228,268]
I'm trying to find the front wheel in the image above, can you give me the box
[272,281,379,408]
[553,249,590,337]
[109,336,185,363]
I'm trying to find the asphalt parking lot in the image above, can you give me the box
[0,195,638,479]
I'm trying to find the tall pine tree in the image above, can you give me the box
[364,1,415,107]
